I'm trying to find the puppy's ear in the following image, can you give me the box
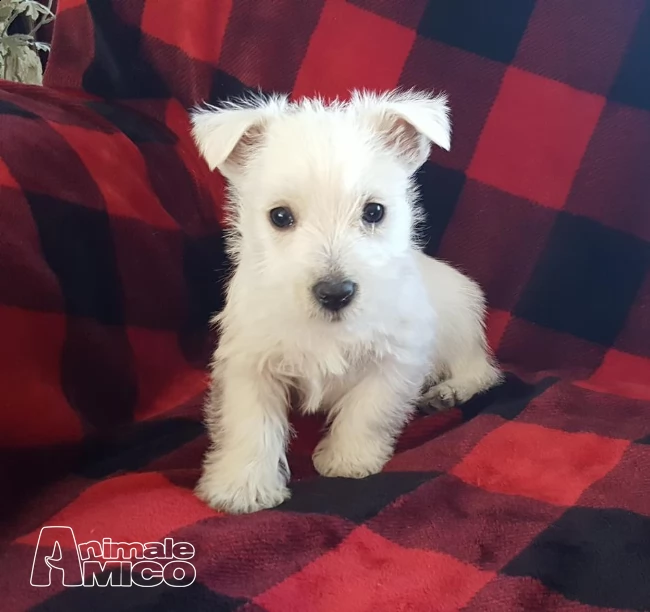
[191,95,287,181]
[352,89,451,172]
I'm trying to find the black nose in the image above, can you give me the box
[312,279,357,311]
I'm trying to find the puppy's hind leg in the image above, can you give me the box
[417,256,503,412]
[420,350,502,411]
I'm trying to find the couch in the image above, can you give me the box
[1,0,649,610]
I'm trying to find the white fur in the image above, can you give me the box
[190,89,502,513]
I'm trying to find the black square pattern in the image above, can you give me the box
[417,0,536,64]
[514,212,649,347]
[208,69,260,106]
[0,99,39,118]
[279,472,437,523]
[464,373,557,421]
[610,5,650,111]
[33,572,249,611]
[86,101,177,144]
[504,507,650,610]
[75,417,204,478]
[28,193,125,325]
[417,162,466,256]
[183,233,228,331]
[83,0,170,99]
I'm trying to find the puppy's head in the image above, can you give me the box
[192,90,451,323]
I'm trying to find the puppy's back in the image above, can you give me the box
[416,251,488,360]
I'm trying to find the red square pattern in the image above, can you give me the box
[486,309,512,354]
[468,67,605,209]
[0,158,19,188]
[17,472,217,550]
[577,349,650,402]
[293,0,416,100]
[141,0,233,65]
[58,0,86,9]
[47,122,178,230]
[0,306,82,447]
[452,421,630,506]
[255,525,494,612]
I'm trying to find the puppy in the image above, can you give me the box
[191,90,502,514]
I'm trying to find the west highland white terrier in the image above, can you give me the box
[190,89,503,513]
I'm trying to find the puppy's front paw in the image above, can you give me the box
[312,439,389,479]
[195,468,290,514]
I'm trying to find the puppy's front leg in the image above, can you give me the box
[313,364,417,479]
[196,364,290,513]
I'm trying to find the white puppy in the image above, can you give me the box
[191,90,502,514]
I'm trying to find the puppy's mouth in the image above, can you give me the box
[312,298,359,323]
[322,309,345,323]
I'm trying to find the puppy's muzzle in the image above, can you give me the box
[312,278,357,312]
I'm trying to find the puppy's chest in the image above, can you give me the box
[295,358,368,415]
[275,341,378,415]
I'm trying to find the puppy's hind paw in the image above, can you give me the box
[417,382,460,413]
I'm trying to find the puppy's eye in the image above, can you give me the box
[362,202,385,225]
[269,206,295,229]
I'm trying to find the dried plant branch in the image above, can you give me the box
[0,0,55,84]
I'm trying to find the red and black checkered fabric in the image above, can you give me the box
[1,0,649,610]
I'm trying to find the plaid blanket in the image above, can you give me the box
[1,0,649,610]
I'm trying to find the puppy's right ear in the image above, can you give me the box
[191,95,286,181]
[350,89,451,174]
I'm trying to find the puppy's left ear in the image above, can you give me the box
[353,90,452,173]
[190,95,287,181]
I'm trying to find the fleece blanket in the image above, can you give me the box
[1,1,649,610]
